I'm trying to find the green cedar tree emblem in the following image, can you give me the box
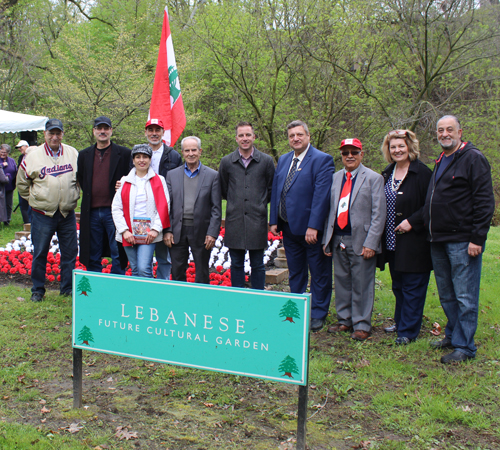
[279,299,300,323]
[169,65,181,103]
[78,325,94,346]
[77,276,92,296]
[279,355,299,378]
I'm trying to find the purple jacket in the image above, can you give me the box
[0,157,17,192]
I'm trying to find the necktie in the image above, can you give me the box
[337,172,352,229]
[279,157,299,222]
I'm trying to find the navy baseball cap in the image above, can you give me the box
[94,116,112,127]
[45,119,63,131]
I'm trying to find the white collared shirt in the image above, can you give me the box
[287,144,310,175]
[151,146,163,174]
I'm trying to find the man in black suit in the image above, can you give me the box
[164,136,221,284]
[77,116,131,273]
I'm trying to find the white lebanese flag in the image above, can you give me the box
[337,193,350,217]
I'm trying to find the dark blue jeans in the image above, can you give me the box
[31,209,77,295]
[230,249,265,290]
[431,242,483,357]
[89,207,124,274]
[18,192,31,224]
[387,251,430,340]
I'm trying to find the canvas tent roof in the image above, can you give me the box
[0,109,48,133]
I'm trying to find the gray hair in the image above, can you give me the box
[286,120,309,135]
[181,136,201,150]
[437,115,461,130]
[0,144,11,153]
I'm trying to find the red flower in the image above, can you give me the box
[57,275,61,281]
[47,275,55,282]
[216,265,223,273]
[101,258,108,266]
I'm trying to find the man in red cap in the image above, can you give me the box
[144,118,182,279]
[322,138,386,341]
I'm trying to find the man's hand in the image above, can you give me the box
[163,232,174,248]
[122,230,135,245]
[323,244,332,257]
[468,243,482,257]
[270,224,279,236]
[305,228,318,245]
[146,229,159,245]
[205,235,216,250]
[361,247,375,259]
[115,180,122,191]
[395,219,412,233]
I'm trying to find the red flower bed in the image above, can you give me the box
[1,227,283,287]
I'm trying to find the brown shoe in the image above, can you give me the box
[327,323,352,333]
[351,330,370,341]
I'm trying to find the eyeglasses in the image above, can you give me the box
[387,130,408,138]
[341,150,361,156]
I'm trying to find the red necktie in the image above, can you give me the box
[337,172,351,229]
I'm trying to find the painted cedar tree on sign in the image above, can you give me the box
[279,355,299,378]
[279,300,300,323]
[78,326,94,346]
[77,276,92,296]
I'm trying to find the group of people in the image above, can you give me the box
[13,114,494,364]
[0,141,31,225]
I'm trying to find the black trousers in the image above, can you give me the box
[170,225,210,284]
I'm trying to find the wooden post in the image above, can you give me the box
[73,348,83,408]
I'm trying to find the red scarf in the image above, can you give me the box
[121,174,170,246]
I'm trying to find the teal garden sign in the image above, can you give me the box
[72,270,310,386]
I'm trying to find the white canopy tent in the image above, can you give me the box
[0,109,48,133]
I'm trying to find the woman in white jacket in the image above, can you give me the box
[112,144,170,278]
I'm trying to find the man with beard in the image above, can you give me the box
[143,119,182,279]
[424,115,494,363]
[77,116,131,274]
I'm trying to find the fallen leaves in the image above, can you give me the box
[430,322,442,336]
[115,426,138,440]
[61,422,84,433]
[40,406,51,414]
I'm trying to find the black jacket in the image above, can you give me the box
[77,142,132,269]
[379,159,433,273]
[157,143,182,179]
[423,142,495,246]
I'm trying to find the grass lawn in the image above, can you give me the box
[0,223,499,449]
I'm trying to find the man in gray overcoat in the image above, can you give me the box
[219,122,275,289]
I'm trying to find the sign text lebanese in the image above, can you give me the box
[72,270,310,385]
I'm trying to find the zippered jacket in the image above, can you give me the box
[16,143,80,217]
[423,141,494,246]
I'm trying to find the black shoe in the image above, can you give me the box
[31,293,44,302]
[384,325,397,333]
[310,318,325,332]
[395,337,412,345]
[60,291,72,297]
[431,337,453,349]
[441,350,474,364]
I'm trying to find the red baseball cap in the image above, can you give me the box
[145,118,164,129]
[339,138,362,151]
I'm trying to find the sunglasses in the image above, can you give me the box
[387,130,409,138]
[341,150,361,156]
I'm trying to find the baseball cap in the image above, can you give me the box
[339,138,362,151]
[94,116,112,127]
[15,140,29,148]
[131,144,153,158]
[45,119,64,132]
[145,118,164,129]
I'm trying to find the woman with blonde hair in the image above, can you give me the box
[379,130,433,345]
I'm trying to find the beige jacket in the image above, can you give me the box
[17,143,80,217]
